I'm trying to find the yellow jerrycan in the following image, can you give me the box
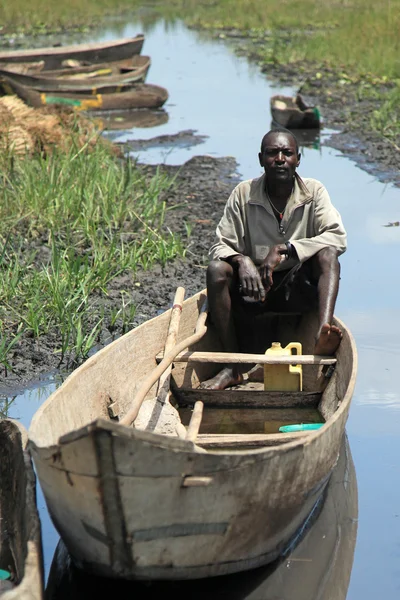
[264,342,303,391]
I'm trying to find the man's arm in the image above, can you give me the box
[208,186,246,261]
[290,186,347,263]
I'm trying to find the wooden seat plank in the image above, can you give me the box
[157,351,336,365]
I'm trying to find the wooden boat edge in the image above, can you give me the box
[0,419,44,600]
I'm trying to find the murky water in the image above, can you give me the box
[2,15,400,600]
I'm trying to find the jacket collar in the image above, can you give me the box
[250,172,313,211]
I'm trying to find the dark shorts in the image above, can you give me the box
[234,261,318,316]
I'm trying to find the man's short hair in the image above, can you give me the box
[260,128,299,155]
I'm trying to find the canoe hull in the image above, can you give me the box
[29,291,357,581]
[270,94,320,129]
[0,420,44,599]
[0,56,151,93]
[1,76,169,111]
[0,36,144,70]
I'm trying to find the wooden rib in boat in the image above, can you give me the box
[0,419,44,599]
[0,56,151,93]
[0,35,145,70]
[270,93,321,129]
[0,76,169,111]
[28,288,357,581]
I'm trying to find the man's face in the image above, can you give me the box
[258,132,300,184]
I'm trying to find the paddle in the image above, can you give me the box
[120,294,208,428]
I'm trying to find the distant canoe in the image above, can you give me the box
[0,35,145,70]
[0,419,44,600]
[0,56,151,93]
[0,75,168,111]
[270,94,321,129]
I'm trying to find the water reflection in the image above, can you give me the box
[93,108,169,132]
[45,435,357,600]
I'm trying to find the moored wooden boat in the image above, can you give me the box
[28,287,357,581]
[0,76,169,111]
[44,434,358,599]
[0,56,151,93]
[270,94,321,129]
[0,35,145,71]
[0,419,44,599]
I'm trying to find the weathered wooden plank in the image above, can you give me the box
[185,401,204,442]
[158,351,337,365]
[196,431,308,448]
[173,388,322,408]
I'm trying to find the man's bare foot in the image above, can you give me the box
[315,323,343,355]
[200,367,243,390]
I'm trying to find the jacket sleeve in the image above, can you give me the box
[208,186,247,261]
[290,184,347,263]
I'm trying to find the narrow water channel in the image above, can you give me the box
[2,16,400,600]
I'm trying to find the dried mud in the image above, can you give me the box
[1,29,399,394]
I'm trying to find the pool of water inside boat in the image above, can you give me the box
[178,405,324,435]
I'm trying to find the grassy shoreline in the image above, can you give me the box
[0,138,184,373]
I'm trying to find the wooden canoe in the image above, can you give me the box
[28,288,357,581]
[0,56,151,93]
[0,419,44,599]
[270,94,321,129]
[44,433,358,599]
[0,35,145,71]
[0,76,169,111]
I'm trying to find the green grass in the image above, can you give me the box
[0,140,184,372]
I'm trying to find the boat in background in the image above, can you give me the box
[0,419,44,599]
[0,56,151,94]
[28,286,357,582]
[270,94,321,129]
[0,35,145,70]
[0,76,169,111]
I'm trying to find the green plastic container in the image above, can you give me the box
[279,423,324,433]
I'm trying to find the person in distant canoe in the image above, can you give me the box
[201,128,347,390]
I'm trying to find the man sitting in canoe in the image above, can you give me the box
[201,128,347,391]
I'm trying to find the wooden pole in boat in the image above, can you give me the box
[156,286,185,404]
[120,298,208,427]
[185,401,204,443]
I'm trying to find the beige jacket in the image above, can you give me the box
[209,173,347,271]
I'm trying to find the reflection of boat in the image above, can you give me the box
[0,56,151,93]
[270,94,321,128]
[28,288,357,581]
[0,76,169,111]
[45,434,358,599]
[93,108,169,131]
[0,419,44,599]
[0,35,145,71]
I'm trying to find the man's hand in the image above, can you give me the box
[258,244,287,292]
[230,255,266,301]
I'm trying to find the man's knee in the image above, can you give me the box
[315,247,340,273]
[206,260,233,287]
